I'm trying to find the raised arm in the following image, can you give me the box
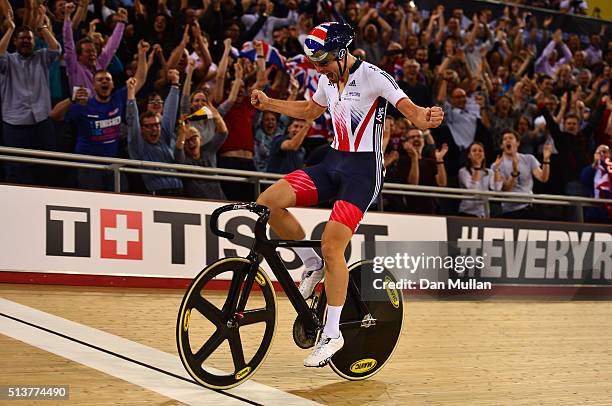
[399,9,408,45]
[517,50,534,77]
[182,58,196,102]
[0,0,12,23]
[224,62,244,109]
[50,88,90,121]
[558,41,573,64]
[535,38,556,71]
[359,8,376,32]
[375,10,393,44]
[436,78,448,104]
[98,10,127,69]
[208,103,228,136]
[251,89,326,121]
[281,120,313,151]
[405,146,419,185]
[38,21,60,51]
[191,21,212,81]
[252,40,268,91]
[134,40,150,94]
[0,12,14,54]
[213,39,232,105]
[434,144,448,186]
[126,77,145,159]
[532,144,551,182]
[434,10,446,44]
[287,74,300,102]
[396,97,444,130]
[62,3,77,67]
[539,101,564,145]
[166,26,190,71]
[161,70,181,146]
[72,0,88,30]
[464,14,480,46]
[23,0,35,28]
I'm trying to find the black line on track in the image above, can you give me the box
[0,312,262,406]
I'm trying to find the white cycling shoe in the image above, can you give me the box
[303,332,344,367]
[298,260,325,300]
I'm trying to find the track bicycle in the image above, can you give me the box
[176,202,404,389]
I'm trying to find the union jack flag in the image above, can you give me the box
[239,41,286,70]
[286,55,314,86]
[595,157,612,218]
[286,54,320,101]
[394,63,404,81]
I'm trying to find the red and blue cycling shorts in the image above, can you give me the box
[283,147,383,233]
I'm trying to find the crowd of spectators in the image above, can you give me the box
[0,0,611,223]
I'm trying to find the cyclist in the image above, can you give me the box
[251,22,444,367]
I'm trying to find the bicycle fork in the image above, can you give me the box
[224,252,261,328]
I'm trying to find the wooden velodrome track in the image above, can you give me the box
[1,283,611,405]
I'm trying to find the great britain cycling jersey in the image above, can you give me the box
[312,59,409,153]
[283,59,410,233]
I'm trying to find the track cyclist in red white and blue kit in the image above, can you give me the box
[251,21,444,367]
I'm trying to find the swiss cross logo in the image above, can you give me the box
[100,209,142,260]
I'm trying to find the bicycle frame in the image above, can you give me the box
[210,203,323,332]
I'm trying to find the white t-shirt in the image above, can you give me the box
[312,60,408,153]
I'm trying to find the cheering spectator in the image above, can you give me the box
[241,0,298,43]
[266,118,312,174]
[355,6,392,65]
[49,42,148,190]
[126,71,182,196]
[397,59,432,112]
[585,33,603,67]
[144,92,164,115]
[254,111,288,171]
[517,115,548,155]
[63,3,127,93]
[384,126,447,214]
[491,130,553,219]
[437,84,494,167]
[458,142,503,217]
[487,94,520,148]
[535,29,573,77]
[175,117,228,200]
[0,0,608,224]
[539,107,591,195]
[0,10,61,185]
[580,145,611,222]
[177,59,228,200]
[217,42,267,201]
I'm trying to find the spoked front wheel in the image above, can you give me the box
[322,260,404,380]
[176,257,277,389]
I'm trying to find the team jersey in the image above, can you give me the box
[312,59,408,153]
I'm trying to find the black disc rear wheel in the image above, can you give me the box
[321,260,404,380]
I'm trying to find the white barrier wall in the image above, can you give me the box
[0,185,447,281]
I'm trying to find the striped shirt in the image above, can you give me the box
[312,60,408,154]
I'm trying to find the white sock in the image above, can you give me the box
[323,305,342,338]
[293,247,322,271]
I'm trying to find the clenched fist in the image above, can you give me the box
[250,89,269,110]
[424,106,444,129]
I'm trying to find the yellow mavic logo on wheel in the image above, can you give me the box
[385,276,400,308]
[235,366,251,380]
[255,272,266,286]
[183,309,191,331]
[350,358,377,374]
